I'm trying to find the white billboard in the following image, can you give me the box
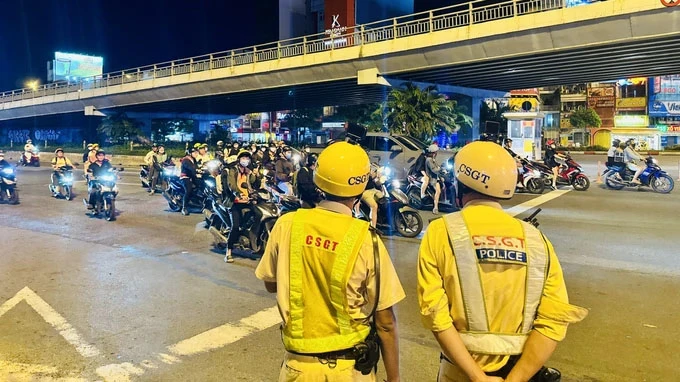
[53,52,103,82]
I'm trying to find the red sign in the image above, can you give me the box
[325,0,355,33]
[510,88,540,97]
[661,0,678,7]
[669,125,680,132]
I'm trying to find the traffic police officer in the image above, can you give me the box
[256,141,405,382]
[417,141,588,382]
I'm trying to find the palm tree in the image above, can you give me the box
[381,83,471,142]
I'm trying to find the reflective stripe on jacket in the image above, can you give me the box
[442,213,548,355]
[283,208,371,353]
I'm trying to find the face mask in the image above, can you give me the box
[240,159,251,167]
[285,153,292,160]
[305,148,310,153]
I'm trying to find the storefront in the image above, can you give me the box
[649,75,680,148]
[612,115,660,150]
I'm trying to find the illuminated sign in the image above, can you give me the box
[325,14,348,37]
[616,97,647,110]
[655,125,680,133]
[614,115,649,127]
[649,101,680,116]
[53,52,103,82]
[510,89,540,97]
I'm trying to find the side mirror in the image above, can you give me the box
[390,145,403,152]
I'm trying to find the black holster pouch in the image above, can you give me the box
[487,355,561,382]
[353,326,381,375]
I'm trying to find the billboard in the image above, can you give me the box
[53,52,103,82]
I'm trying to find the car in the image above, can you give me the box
[313,132,429,180]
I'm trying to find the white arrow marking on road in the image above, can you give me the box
[0,287,101,358]
[96,306,281,381]
[506,189,572,217]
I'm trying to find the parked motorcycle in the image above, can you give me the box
[358,176,423,238]
[84,168,120,221]
[0,166,19,205]
[532,155,590,191]
[49,165,75,200]
[163,161,219,213]
[19,150,40,167]
[605,156,674,194]
[516,159,545,194]
[204,185,279,255]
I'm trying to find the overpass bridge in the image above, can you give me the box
[0,0,678,122]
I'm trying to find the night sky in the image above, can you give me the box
[0,0,279,91]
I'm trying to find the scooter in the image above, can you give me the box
[406,167,457,212]
[49,166,75,200]
[83,168,120,221]
[605,157,674,194]
[19,151,40,167]
[140,158,175,192]
[0,166,19,205]
[358,176,423,238]
[532,155,590,191]
[516,159,545,194]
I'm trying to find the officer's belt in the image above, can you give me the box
[287,346,359,360]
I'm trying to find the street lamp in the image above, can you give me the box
[24,80,39,91]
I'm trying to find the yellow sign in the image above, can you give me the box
[616,97,647,109]
[614,115,649,127]
[509,97,539,112]
[560,118,572,128]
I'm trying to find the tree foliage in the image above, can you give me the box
[151,120,175,142]
[97,113,143,144]
[569,108,602,129]
[480,99,514,134]
[381,83,472,141]
[334,103,383,130]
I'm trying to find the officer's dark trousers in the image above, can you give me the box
[227,203,248,249]
[182,178,193,210]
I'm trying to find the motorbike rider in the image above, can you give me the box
[144,144,159,184]
[263,143,278,170]
[275,146,295,195]
[228,141,241,157]
[224,150,256,263]
[24,139,36,154]
[624,139,644,184]
[606,139,621,167]
[196,143,213,167]
[215,141,225,163]
[417,141,587,382]
[86,150,113,210]
[360,163,385,228]
[0,151,9,169]
[180,148,200,216]
[149,145,170,195]
[83,144,93,163]
[255,141,404,382]
[425,144,443,214]
[295,153,322,208]
[51,148,74,197]
[84,144,98,173]
[544,140,565,190]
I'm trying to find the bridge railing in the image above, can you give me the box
[0,0,567,105]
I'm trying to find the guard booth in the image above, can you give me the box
[503,89,545,160]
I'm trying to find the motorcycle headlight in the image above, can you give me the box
[2,168,13,175]
[532,170,541,177]
[446,162,453,170]
[100,175,115,182]
[293,154,301,164]
[391,180,401,188]
[383,167,392,177]
[205,180,215,188]
[206,160,221,172]
[63,176,73,182]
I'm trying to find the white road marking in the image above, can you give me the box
[0,287,101,358]
[506,189,572,217]
[96,306,281,381]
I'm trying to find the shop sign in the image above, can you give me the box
[614,115,649,127]
[656,125,680,133]
[652,76,680,94]
[587,86,614,98]
[588,97,615,108]
[649,101,680,116]
[616,97,647,109]
[325,15,348,38]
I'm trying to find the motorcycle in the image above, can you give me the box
[0,166,19,205]
[49,165,75,200]
[605,156,674,194]
[163,161,219,213]
[204,184,280,255]
[516,159,545,194]
[84,168,120,221]
[406,166,457,212]
[140,158,175,192]
[531,155,590,191]
[19,150,40,167]
[358,174,423,238]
